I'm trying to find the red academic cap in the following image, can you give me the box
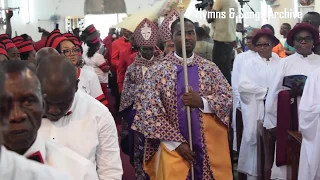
[2,39,16,50]
[52,29,61,34]
[16,40,35,53]
[45,32,68,49]
[85,24,97,34]
[63,33,73,38]
[287,23,319,47]
[69,36,80,46]
[0,34,9,41]
[12,36,24,45]
[35,39,46,51]
[0,42,8,57]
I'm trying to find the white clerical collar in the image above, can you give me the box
[295,52,314,58]
[174,52,194,63]
[23,136,47,164]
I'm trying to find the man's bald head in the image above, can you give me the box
[36,55,78,121]
[35,47,59,66]
[37,55,77,87]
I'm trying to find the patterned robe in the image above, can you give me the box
[119,52,163,180]
[131,52,233,179]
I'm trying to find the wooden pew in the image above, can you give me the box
[235,108,247,180]
[286,131,302,180]
[257,120,275,180]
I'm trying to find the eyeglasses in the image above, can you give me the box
[245,36,253,40]
[61,48,81,56]
[255,43,272,48]
[294,36,313,43]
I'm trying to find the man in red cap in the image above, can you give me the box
[119,18,163,179]
[2,38,20,60]
[16,40,36,64]
[102,28,116,61]
[117,35,139,93]
[110,28,132,114]
[0,42,8,62]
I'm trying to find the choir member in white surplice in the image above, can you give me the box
[298,67,320,180]
[237,29,281,180]
[231,28,259,151]
[264,23,320,180]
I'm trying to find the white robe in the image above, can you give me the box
[23,136,99,180]
[298,68,320,180]
[231,50,257,151]
[237,53,281,176]
[264,52,320,179]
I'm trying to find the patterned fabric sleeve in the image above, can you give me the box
[119,65,135,112]
[204,63,233,126]
[132,65,186,143]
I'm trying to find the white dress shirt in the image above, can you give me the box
[0,145,69,180]
[39,90,123,180]
[24,136,99,180]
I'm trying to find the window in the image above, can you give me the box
[297,0,314,22]
[260,0,272,25]
[84,13,127,39]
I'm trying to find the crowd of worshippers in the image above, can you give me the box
[0,6,319,180]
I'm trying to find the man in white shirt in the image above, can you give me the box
[298,67,320,180]
[37,55,123,180]
[36,47,108,106]
[35,47,59,66]
[231,28,259,151]
[0,62,69,180]
[0,60,99,180]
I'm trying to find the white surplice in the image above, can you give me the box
[264,52,320,179]
[298,68,320,180]
[23,136,99,180]
[231,50,257,151]
[237,52,281,177]
[0,146,69,180]
[39,90,123,180]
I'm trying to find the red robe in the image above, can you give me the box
[117,48,138,93]
[103,35,113,65]
[35,38,46,51]
[111,37,132,72]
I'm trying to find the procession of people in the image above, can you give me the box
[0,0,320,179]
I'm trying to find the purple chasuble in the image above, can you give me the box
[176,64,204,180]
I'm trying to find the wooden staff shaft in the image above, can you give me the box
[178,1,194,180]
